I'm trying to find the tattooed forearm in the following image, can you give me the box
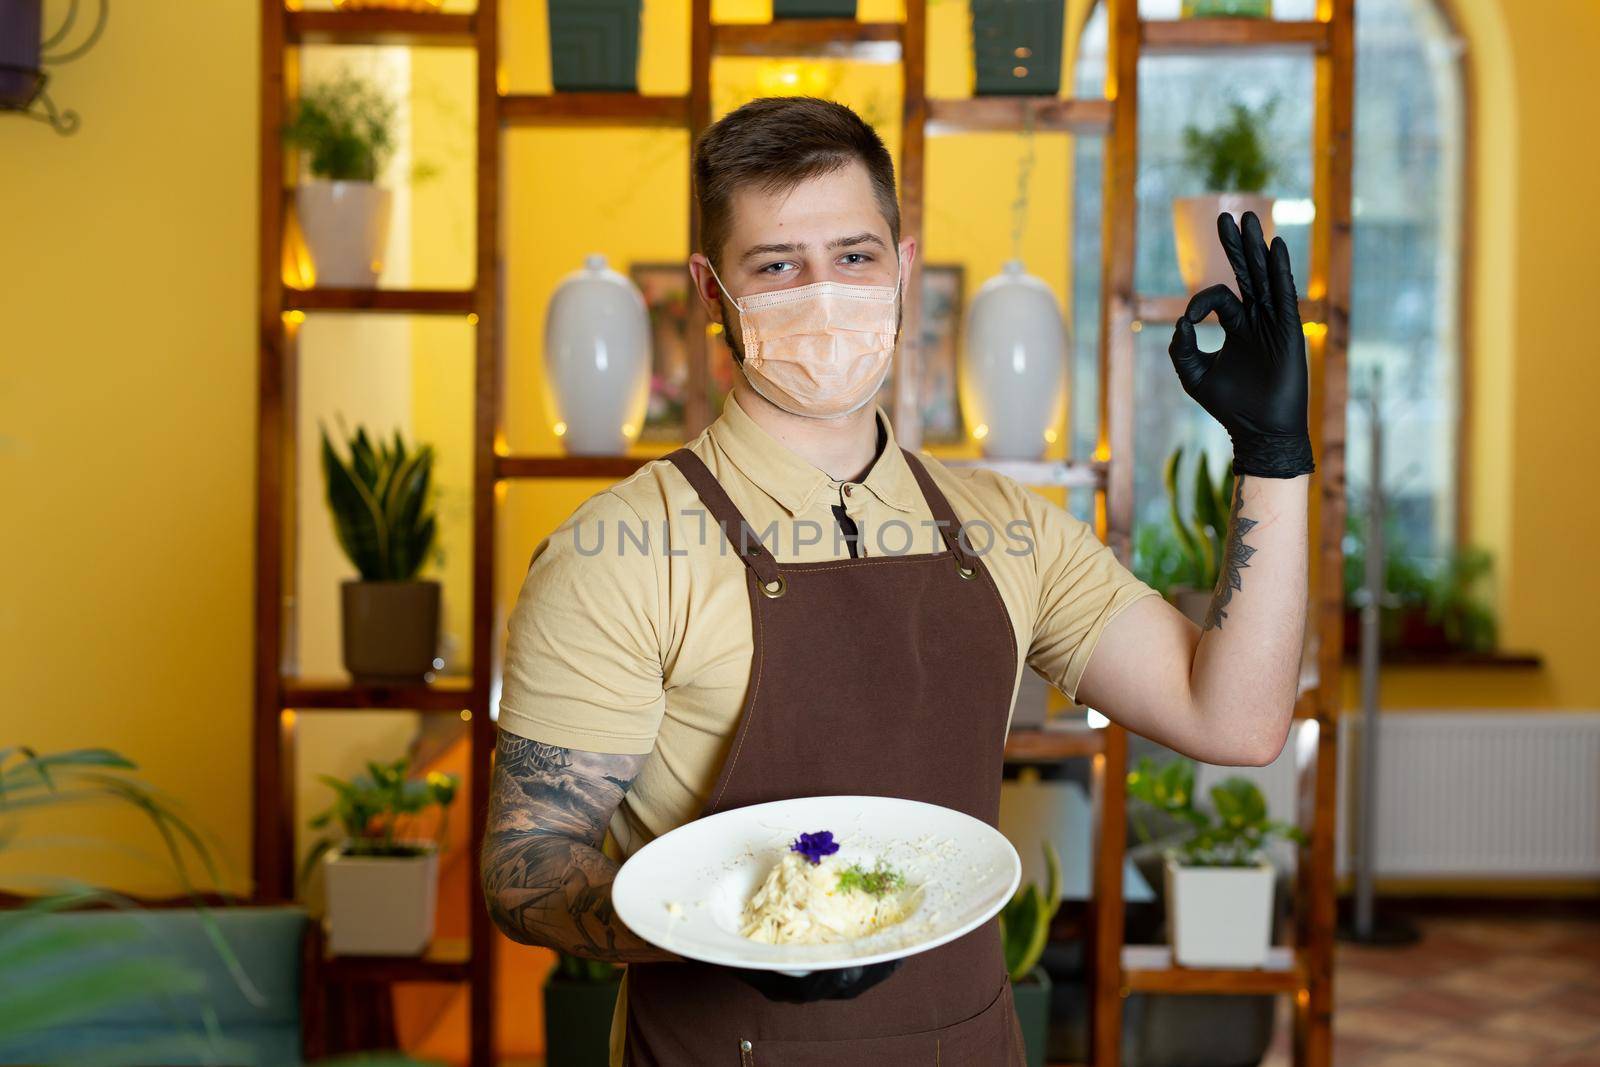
[1203,474,1259,631]
[480,731,669,962]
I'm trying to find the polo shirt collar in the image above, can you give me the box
[710,393,922,517]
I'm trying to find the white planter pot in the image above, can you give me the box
[961,260,1068,460]
[324,845,438,956]
[296,179,394,288]
[1172,194,1277,294]
[544,253,652,456]
[1163,853,1275,968]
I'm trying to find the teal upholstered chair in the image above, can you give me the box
[0,905,313,1067]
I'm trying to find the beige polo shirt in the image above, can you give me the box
[498,392,1160,858]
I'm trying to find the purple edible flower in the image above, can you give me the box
[789,830,839,865]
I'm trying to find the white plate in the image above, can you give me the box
[612,795,1021,976]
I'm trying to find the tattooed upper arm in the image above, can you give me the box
[480,730,651,955]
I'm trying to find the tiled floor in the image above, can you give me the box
[1260,909,1600,1066]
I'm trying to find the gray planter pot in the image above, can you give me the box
[971,0,1065,96]
[774,0,858,15]
[1012,965,1052,1067]
[544,975,622,1067]
[548,0,642,93]
[1168,585,1214,627]
[340,579,440,683]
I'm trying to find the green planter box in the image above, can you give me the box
[774,0,858,15]
[1012,966,1053,1067]
[548,0,642,93]
[543,975,622,1067]
[1183,0,1274,15]
[971,0,1065,96]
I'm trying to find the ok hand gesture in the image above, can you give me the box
[1167,210,1316,479]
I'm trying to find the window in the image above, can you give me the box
[1070,0,1466,559]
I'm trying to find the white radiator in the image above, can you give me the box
[1336,712,1600,878]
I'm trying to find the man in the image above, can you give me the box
[482,96,1312,1064]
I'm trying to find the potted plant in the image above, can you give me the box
[283,67,397,288]
[970,0,1066,96]
[1128,757,1304,968]
[321,419,443,683]
[1182,0,1272,17]
[1173,99,1278,293]
[302,756,458,957]
[1161,445,1233,626]
[548,0,644,92]
[544,954,623,1067]
[1342,513,1500,655]
[997,842,1061,1067]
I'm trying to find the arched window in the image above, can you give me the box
[1070,0,1466,559]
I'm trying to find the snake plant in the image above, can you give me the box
[320,419,440,581]
[998,841,1062,982]
[1164,445,1235,591]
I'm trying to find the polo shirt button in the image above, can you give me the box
[843,484,855,497]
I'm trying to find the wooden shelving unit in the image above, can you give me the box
[254,4,1349,1065]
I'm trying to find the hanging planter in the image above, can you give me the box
[970,0,1065,96]
[548,0,643,93]
[545,254,652,456]
[961,261,1067,461]
[773,0,858,16]
[1183,0,1273,17]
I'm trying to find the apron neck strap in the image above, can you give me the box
[664,449,783,586]
[899,449,981,571]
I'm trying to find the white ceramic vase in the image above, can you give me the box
[1163,852,1275,968]
[324,845,438,956]
[544,253,652,456]
[1172,193,1276,294]
[960,260,1068,461]
[296,179,394,288]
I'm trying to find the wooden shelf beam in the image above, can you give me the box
[318,937,472,983]
[1004,724,1104,763]
[712,20,902,59]
[1134,295,1329,325]
[927,97,1113,135]
[285,10,475,47]
[283,288,476,315]
[1121,945,1303,995]
[500,93,691,128]
[281,675,475,712]
[1140,18,1329,54]
[495,454,658,481]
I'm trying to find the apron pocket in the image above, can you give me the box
[738,978,1019,1067]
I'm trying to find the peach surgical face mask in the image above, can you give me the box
[707,254,902,420]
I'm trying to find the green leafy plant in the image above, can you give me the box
[552,952,621,984]
[1342,512,1499,652]
[0,747,257,1061]
[1182,99,1278,193]
[1132,519,1201,596]
[997,842,1061,982]
[282,68,397,182]
[1127,756,1305,867]
[301,757,458,886]
[1164,445,1235,591]
[320,419,441,581]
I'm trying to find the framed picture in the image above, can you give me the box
[916,264,966,444]
[631,262,736,442]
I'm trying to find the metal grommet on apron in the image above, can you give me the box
[624,448,1028,1066]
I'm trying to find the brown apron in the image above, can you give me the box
[623,448,1028,1067]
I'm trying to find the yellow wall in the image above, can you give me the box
[2,0,1598,902]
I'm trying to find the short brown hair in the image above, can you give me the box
[692,96,900,272]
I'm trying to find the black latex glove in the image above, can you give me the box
[731,959,902,1004]
[1168,210,1317,479]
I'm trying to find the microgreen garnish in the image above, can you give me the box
[789,830,839,865]
[836,860,906,898]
